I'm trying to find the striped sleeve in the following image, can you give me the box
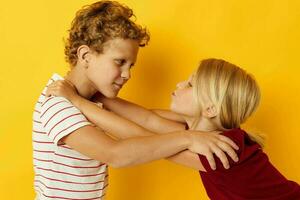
[39,96,92,145]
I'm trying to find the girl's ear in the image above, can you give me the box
[202,104,218,118]
[77,45,91,65]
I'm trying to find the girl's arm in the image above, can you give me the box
[93,93,186,133]
[46,80,239,170]
[151,109,186,123]
[93,95,238,170]
[70,96,238,170]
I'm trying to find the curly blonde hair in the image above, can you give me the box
[64,1,150,66]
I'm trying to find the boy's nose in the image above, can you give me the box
[121,70,131,80]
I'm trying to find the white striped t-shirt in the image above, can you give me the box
[32,73,108,200]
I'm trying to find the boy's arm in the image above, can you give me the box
[73,96,238,170]
[39,97,201,169]
[46,81,239,170]
[60,125,195,168]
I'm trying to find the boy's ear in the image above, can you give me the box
[202,104,218,118]
[77,45,91,64]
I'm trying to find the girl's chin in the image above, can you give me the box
[170,105,194,118]
[169,103,176,112]
[170,105,183,115]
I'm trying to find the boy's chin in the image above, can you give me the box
[102,90,119,98]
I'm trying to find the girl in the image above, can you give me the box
[48,58,300,199]
[33,1,238,199]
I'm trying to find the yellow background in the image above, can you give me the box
[0,0,299,199]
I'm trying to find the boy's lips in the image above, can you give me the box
[113,82,124,90]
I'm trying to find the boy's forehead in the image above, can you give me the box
[102,39,121,52]
[105,38,138,49]
[103,38,139,56]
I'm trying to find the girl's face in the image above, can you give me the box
[86,38,139,98]
[170,74,198,117]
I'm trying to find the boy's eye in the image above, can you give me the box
[188,82,193,87]
[130,63,135,68]
[115,59,126,66]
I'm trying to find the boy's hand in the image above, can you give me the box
[188,131,239,170]
[45,80,78,102]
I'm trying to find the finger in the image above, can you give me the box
[64,79,75,88]
[217,141,239,162]
[49,80,61,86]
[205,151,216,170]
[55,80,64,87]
[218,135,239,150]
[47,84,56,90]
[46,88,57,97]
[47,84,58,92]
[45,86,53,96]
[45,85,56,96]
[211,144,230,169]
[45,88,53,97]
[218,140,239,162]
[47,88,55,97]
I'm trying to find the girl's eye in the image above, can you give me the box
[188,82,193,87]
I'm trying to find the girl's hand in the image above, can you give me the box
[188,131,239,170]
[45,80,78,102]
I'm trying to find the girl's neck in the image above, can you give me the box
[184,116,221,132]
[64,65,98,99]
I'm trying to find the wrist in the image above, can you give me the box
[187,132,194,147]
[71,95,83,107]
[179,131,193,149]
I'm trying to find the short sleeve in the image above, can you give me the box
[39,96,92,145]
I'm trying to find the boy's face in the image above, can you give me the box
[86,38,139,98]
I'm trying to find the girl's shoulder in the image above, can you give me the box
[221,128,263,161]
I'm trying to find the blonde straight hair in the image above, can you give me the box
[192,58,265,147]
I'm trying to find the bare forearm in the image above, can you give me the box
[74,96,202,169]
[152,109,186,123]
[100,97,185,133]
[72,96,151,138]
[112,132,191,167]
[61,124,200,170]
[100,97,153,126]
[166,151,203,170]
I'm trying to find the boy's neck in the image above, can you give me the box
[64,65,98,100]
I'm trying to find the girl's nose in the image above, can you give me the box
[176,81,186,89]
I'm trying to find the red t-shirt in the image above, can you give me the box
[198,128,300,200]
